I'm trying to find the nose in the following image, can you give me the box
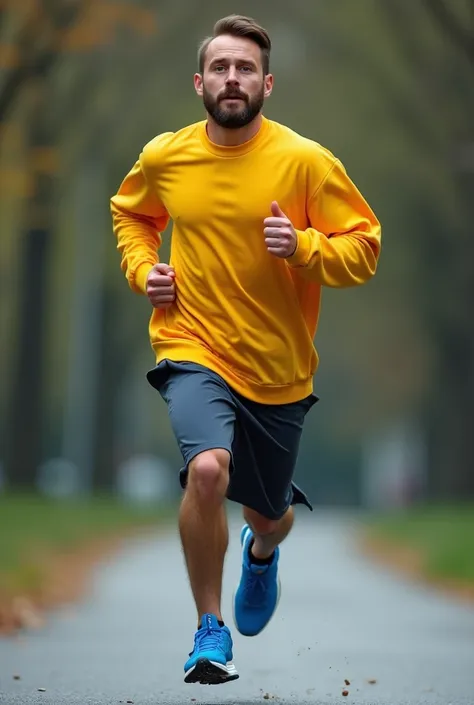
[225,66,240,85]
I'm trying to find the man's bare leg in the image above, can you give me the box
[232,505,293,637]
[179,448,230,624]
[243,505,294,560]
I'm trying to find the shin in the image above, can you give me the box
[179,449,230,624]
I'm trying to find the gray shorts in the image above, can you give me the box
[146,360,318,520]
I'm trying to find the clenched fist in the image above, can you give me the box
[146,262,176,309]
[263,201,297,258]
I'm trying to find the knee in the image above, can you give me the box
[244,507,280,535]
[187,449,230,501]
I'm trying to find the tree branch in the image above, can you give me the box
[0,15,38,122]
[0,0,85,123]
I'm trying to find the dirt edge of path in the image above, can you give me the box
[360,533,474,606]
[0,526,162,637]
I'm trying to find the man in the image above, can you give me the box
[110,14,381,686]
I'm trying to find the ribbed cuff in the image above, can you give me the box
[134,262,155,295]
[286,229,314,267]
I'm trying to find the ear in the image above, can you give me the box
[263,73,274,99]
[194,73,204,96]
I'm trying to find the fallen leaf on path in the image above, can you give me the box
[344,679,350,685]
[342,690,349,696]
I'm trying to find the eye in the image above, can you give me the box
[214,65,226,72]
[240,66,253,72]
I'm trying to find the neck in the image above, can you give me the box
[205,113,263,146]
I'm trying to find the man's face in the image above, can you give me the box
[194,34,273,129]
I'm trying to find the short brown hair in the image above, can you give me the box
[198,15,271,75]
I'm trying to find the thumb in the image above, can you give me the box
[271,200,286,218]
[156,262,175,277]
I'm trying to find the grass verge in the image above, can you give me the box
[361,503,474,601]
[0,492,176,633]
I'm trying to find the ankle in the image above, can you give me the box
[197,613,225,629]
[249,537,275,563]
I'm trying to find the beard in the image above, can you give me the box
[202,83,264,129]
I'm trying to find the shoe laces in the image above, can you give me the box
[195,624,224,653]
[244,568,268,606]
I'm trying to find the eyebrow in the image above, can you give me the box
[209,56,258,67]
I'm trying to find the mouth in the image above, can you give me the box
[220,95,245,102]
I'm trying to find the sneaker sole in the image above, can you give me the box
[184,657,239,685]
[232,525,282,637]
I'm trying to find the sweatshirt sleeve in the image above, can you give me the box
[286,158,381,287]
[110,141,170,295]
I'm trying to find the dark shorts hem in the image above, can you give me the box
[179,469,312,520]
[181,443,234,470]
[178,445,312,520]
[179,444,234,491]
[227,485,312,521]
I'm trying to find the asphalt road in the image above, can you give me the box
[1,509,473,705]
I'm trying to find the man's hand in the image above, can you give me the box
[263,201,297,258]
[146,263,176,309]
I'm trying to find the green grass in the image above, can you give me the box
[365,503,474,583]
[0,492,175,593]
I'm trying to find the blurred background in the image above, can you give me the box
[2,0,473,510]
[0,0,473,542]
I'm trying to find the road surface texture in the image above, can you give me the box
[1,509,473,705]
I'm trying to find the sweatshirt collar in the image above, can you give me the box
[198,115,270,157]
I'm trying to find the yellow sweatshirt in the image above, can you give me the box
[110,116,381,404]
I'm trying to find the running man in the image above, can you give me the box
[110,14,381,686]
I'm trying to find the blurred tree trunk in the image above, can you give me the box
[61,148,107,494]
[3,78,56,488]
[3,1,83,489]
[426,173,474,499]
[371,0,474,500]
[422,0,474,499]
[92,287,127,491]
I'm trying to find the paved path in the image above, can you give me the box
[1,509,473,704]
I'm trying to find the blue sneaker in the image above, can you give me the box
[184,613,239,684]
[232,525,281,637]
